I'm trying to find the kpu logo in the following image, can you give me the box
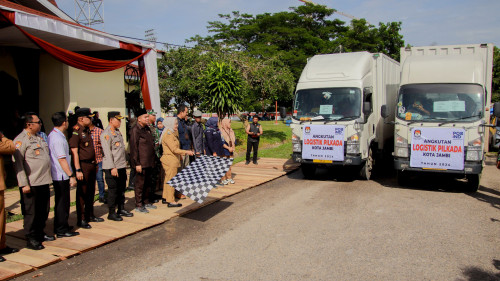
[414,129,421,138]
[305,126,311,134]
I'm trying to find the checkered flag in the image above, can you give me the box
[167,155,233,203]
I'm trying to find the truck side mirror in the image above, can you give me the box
[494,102,500,118]
[363,101,372,115]
[381,105,388,118]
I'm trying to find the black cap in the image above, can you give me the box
[108,111,124,120]
[75,108,95,118]
[135,108,147,117]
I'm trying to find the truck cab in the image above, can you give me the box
[391,44,495,192]
[291,52,400,179]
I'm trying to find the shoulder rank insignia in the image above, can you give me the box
[73,125,80,130]
[15,141,22,149]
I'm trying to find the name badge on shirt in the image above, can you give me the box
[85,142,89,147]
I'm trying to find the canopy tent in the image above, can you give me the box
[0,0,161,114]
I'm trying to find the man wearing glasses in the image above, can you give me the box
[12,112,53,250]
[69,108,104,229]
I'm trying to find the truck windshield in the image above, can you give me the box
[293,88,361,121]
[396,84,484,122]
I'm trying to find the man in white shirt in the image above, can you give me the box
[47,112,79,238]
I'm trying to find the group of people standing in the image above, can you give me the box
[0,105,264,258]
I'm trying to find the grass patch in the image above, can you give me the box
[232,120,292,154]
[6,213,23,223]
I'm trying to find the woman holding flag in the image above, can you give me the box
[160,117,194,207]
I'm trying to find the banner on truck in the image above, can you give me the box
[410,127,465,170]
[302,125,345,161]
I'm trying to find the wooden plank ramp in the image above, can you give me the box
[0,158,299,280]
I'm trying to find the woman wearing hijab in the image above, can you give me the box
[204,117,223,157]
[220,118,235,184]
[160,117,194,207]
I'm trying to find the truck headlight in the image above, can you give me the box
[346,133,360,154]
[395,134,408,158]
[466,137,482,161]
[292,133,302,152]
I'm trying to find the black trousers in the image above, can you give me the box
[19,184,50,241]
[53,180,71,234]
[76,162,96,221]
[134,167,152,207]
[104,168,127,212]
[246,139,259,163]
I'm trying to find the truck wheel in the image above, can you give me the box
[360,147,373,180]
[465,174,480,193]
[301,164,316,179]
[397,170,408,186]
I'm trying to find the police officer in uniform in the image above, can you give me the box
[100,111,133,221]
[13,112,53,250]
[69,108,104,229]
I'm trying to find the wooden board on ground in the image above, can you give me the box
[0,261,33,280]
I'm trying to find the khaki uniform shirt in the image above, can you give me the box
[0,136,16,191]
[100,126,127,170]
[12,130,52,187]
[160,130,189,168]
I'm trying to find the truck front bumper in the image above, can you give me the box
[292,153,362,166]
[394,158,483,174]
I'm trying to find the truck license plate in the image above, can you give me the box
[313,159,332,163]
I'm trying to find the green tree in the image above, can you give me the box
[201,61,243,118]
[158,45,296,113]
[492,46,500,103]
[158,47,209,110]
[192,4,404,79]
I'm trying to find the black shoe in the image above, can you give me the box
[107,213,123,221]
[98,197,108,204]
[56,231,80,238]
[43,235,56,242]
[77,220,92,229]
[162,198,168,204]
[253,161,258,165]
[150,198,159,203]
[89,216,104,222]
[167,203,182,208]
[0,256,5,262]
[118,210,133,217]
[27,239,44,250]
[0,246,19,255]
[245,161,250,165]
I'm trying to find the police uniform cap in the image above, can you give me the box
[108,111,124,120]
[193,110,202,117]
[75,108,95,118]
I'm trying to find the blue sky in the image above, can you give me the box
[58,0,500,48]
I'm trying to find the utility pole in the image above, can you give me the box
[145,29,157,48]
[75,0,104,29]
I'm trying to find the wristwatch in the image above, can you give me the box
[76,169,82,172]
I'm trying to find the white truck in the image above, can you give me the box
[290,52,400,179]
[384,43,497,192]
